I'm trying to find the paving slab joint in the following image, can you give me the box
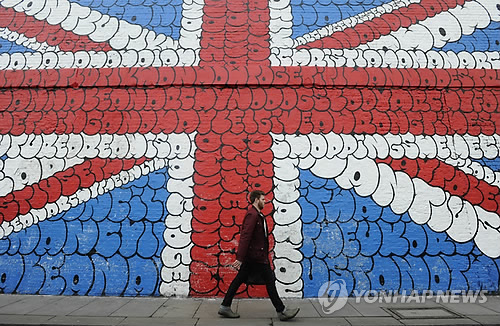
[384,306,467,320]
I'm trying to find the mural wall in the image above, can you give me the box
[0,0,499,298]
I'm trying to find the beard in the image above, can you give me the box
[258,201,265,210]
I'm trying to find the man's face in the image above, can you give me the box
[256,195,265,210]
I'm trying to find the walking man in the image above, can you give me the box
[218,190,300,321]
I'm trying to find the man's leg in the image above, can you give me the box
[261,263,300,321]
[261,263,285,313]
[221,264,250,307]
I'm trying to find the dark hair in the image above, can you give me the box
[249,190,265,204]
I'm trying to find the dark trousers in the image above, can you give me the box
[222,262,285,312]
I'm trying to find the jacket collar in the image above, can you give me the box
[250,205,264,218]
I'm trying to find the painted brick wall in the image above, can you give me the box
[0,0,499,298]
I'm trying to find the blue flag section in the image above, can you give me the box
[299,169,500,298]
[0,168,169,296]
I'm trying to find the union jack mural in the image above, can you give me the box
[0,0,499,298]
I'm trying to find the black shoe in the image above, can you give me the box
[278,307,300,321]
[218,305,240,318]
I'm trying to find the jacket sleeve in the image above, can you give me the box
[236,209,257,262]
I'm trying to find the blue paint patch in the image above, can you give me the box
[0,39,34,54]
[0,168,169,296]
[290,0,393,40]
[472,157,500,173]
[67,0,184,40]
[438,22,500,53]
[299,170,500,297]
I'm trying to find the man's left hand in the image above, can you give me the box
[232,260,242,270]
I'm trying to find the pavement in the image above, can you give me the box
[0,294,499,326]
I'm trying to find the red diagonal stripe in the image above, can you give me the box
[298,0,468,49]
[0,157,148,224]
[378,157,500,214]
[0,6,112,52]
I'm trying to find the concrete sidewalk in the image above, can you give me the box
[0,294,499,326]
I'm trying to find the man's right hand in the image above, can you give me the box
[232,260,242,270]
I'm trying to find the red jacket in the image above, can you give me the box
[236,205,269,264]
